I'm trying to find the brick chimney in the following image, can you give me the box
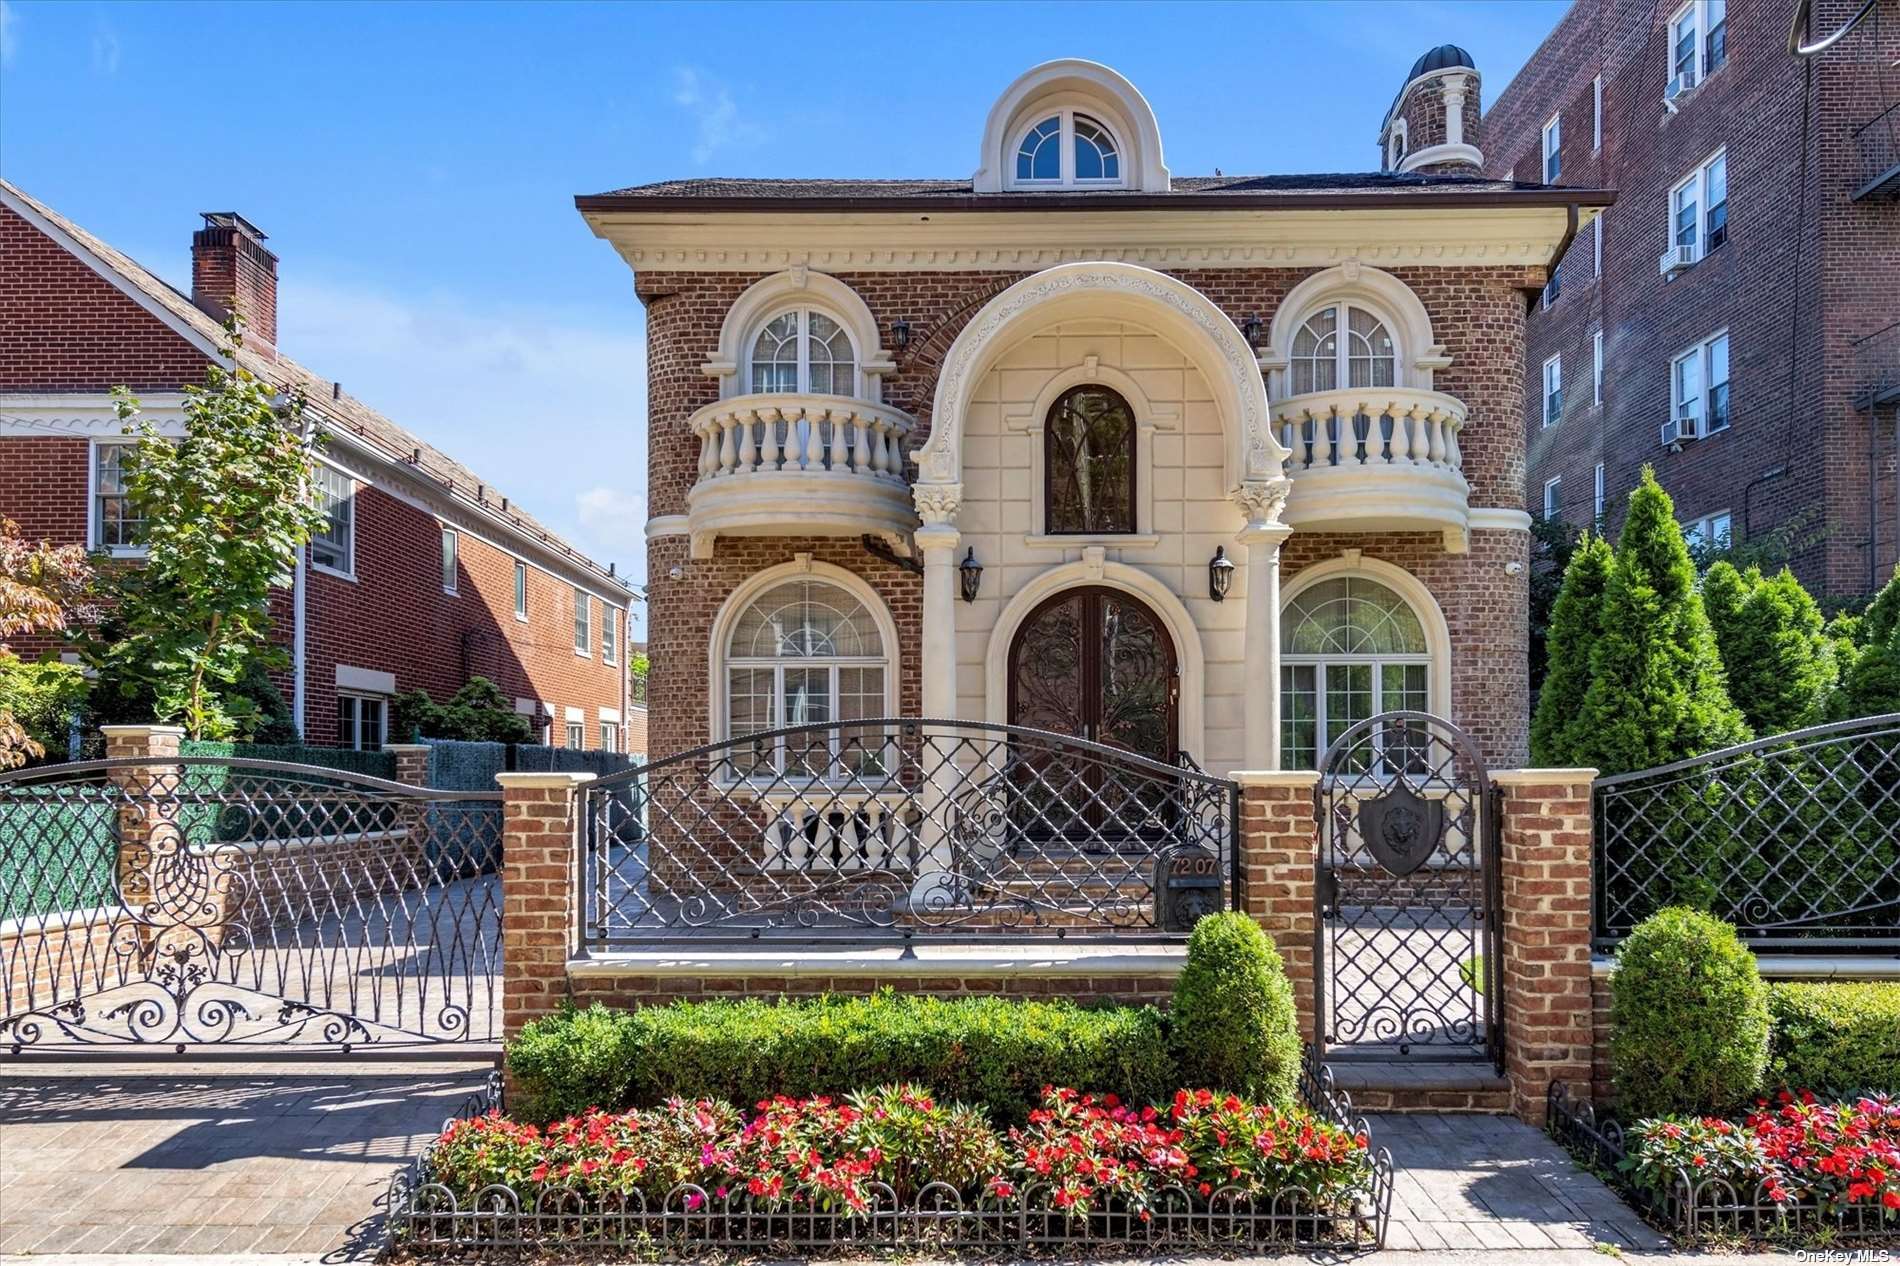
[191,212,278,351]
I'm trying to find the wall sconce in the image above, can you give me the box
[1239,314,1263,349]
[959,547,983,603]
[1208,546,1236,602]
[891,318,912,350]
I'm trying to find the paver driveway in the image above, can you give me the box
[0,1062,489,1259]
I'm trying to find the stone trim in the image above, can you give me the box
[495,771,598,790]
[569,945,1188,979]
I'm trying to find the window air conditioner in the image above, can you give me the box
[1660,404,1703,448]
[1666,69,1697,102]
[1659,244,1699,276]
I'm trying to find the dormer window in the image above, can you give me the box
[1011,110,1125,188]
[749,309,857,396]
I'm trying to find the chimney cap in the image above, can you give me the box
[199,211,268,241]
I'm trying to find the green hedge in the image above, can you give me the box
[507,994,1176,1126]
[1170,912,1300,1103]
[178,740,396,782]
[0,801,116,920]
[1767,981,1900,1096]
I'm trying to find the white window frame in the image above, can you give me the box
[573,586,592,657]
[602,605,618,666]
[565,719,586,749]
[1279,572,1441,776]
[1544,476,1564,521]
[1669,148,1729,263]
[1592,75,1603,150]
[1594,462,1607,520]
[1542,262,1562,311]
[1593,330,1605,406]
[1684,509,1734,551]
[1543,354,1564,428]
[1542,113,1562,184]
[337,691,388,751]
[600,720,620,753]
[1387,118,1408,169]
[742,306,862,397]
[1006,108,1128,190]
[1671,330,1731,435]
[309,460,355,578]
[88,438,148,556]
[440,527,458,595]
[1670,0,1728,86]
[1593,214,1603,277]
[514,561,528,622]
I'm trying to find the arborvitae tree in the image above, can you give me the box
[1531,533,1613,765]
[1837,565,1900,719]
[1575,468,1751,774]
[1710,566,1836,736]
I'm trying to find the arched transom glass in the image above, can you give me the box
[726,579,888,777]
[1013,111,1123,186]
[749,309,857,396]
[1290,305,1398,396]
[1280,576,1430,769]
[1045,385,1137,534]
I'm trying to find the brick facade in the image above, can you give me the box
[1485,0,1900,597]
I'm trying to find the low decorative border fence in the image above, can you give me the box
[1546,1082,1900,1241]
[386,1055,1393,1253]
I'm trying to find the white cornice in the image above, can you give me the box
[1398,143,1485,174]
[585,207,1574,273]
[0,393,188,437]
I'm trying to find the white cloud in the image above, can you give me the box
[672,66,763,165]
[89,18,119,75]
[1,2,19,66]
[275,274,649,614]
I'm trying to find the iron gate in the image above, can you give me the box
[0,757,502,1053]
[1315,712,1500,1065]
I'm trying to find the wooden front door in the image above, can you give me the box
[1007,586,1178,762]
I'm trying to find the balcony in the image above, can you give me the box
[1852,100,1900,201]
[1272,387,1472,549]
[1855,322,1900,412]
[686,395,916,559]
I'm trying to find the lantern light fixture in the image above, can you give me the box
[1208,545,1236,602]
[959,547,983,603]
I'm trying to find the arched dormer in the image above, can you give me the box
[704,269,895,402]
[1263,263,1447,398]
[973,60,1170,194]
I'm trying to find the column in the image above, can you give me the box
[1233,770,1321,1043]
[383,743,434,889]
[1234,481,1293,770]
[1492,767,1598,1125]
[496,770,595,1040]
[911,484,963,906]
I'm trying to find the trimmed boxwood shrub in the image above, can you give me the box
[1169,912,1300,1103]
[1767,981,1900,1096]
[1610,907,1769,1119]
[506,992,1175,1126]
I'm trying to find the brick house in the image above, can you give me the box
[0,180,640,752]
[581,57,1611,776]
[1477,0,1899,597]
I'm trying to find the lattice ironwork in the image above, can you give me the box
[0,757,502,1052]
[1316,711,1500,1065]
[581,719,1237,945]
[1593,714,1900,949]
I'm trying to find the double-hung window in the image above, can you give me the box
[1543,355,1564,428]
[1543,262,1562,310]
[514,562,528,620]
[602,606,618,665]
[1670,150,1728,261]
[573,586,591,656]
[1685,510,1733,551]
[93,441,146,552]
[1594,463,1607,521]
[337,693,387,751]
[1672,332,1731,434]
[565,719,586,749]
[1544,476,1564,522]
[440,528,458,594]
[1670,0,1727,89]
[600,720,620,753]
[1280,577,1433,774]
[310,463,354,574]
[1542,114,1562,183]
[1593,330,1605,406]
[1592,75,1603,149]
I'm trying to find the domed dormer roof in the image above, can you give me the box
[1406,44,1476,81]
[972,59,1170,194]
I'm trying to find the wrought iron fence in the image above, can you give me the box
[0,757,503,1052]
[386,1052,1392,1253]
[1546,1082,1900,1240]
[581,718,1238,946]
[1592,714,1900,949]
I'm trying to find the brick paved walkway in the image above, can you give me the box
[0,1063,489,1259]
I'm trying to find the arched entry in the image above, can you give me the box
[1007,585,1178,763]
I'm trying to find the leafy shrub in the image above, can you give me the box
[844,1084,1006,1201]
[431,1098,740,1203]
[394,676,533,743]
[1768,982,1900,1096]
[1702,563,1836,735]
[0,652,88,765]
[1531,532,1612,765]
[994,1086,1188,1217]
[1611,907,1769,1118]
[1168,1088,1368,1200]
[506,994,1175,1126]
[1169,912,1300,1103]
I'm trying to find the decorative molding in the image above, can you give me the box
[1265,263,1442,394]
[912,483,963,525]
[0,393,188,437]
[973,59,1169,194]
[646,514,690,540]
[1231,479,1291,527]
[1398,143,1485,174]
[1470,507,1535,533]
[709,270,893,402]
[1281,555,1453,721]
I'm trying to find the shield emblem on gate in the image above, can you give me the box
[1357,782,1443,877]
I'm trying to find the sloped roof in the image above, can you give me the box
[1,179,633,597]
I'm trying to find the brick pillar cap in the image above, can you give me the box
[99,724,187,740]
[381,744,433,754]
[1491,767,1598,785]
[1232,769,1321,789]
[496,771,598,789]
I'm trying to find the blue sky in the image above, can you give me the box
[0,0,1570,636]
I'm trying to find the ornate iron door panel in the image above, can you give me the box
[1315,712,1500,1066]
[0,758,502,1053]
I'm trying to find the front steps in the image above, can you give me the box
[1328,1062,1513,1113]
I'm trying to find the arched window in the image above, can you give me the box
[1290,305,1398,396]
[725,578,888,777]
[1281,576,1430,769]
[1045,385,1137,534]
[1012,110,1125,187]
[1387,120,1408,169]
[748,309,857,396]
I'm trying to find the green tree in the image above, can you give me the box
[393,677,534,743]
[1530,533,1613,765]
[1528,515,1586,695]
[85,322,327,740]
[1835,566,1900,719]
[1704,563,1835,735]
[1,519,95,767]
[1576,468,1750,774]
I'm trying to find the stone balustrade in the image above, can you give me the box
[1269,386,1474,548]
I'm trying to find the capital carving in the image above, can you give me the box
[913,482,963,525]
[1232,479,1291,527]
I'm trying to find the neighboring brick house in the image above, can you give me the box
[580,57,1611,775]
[0,180,640,752]
[1477,0,1899,597]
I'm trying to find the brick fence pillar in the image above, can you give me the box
[1233,770,1321,1044]
[99,725,186,929]
[383,743,435,889]
[384,743,431,788]
[495,771,595,1041]
[1492,767,1598,1125]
